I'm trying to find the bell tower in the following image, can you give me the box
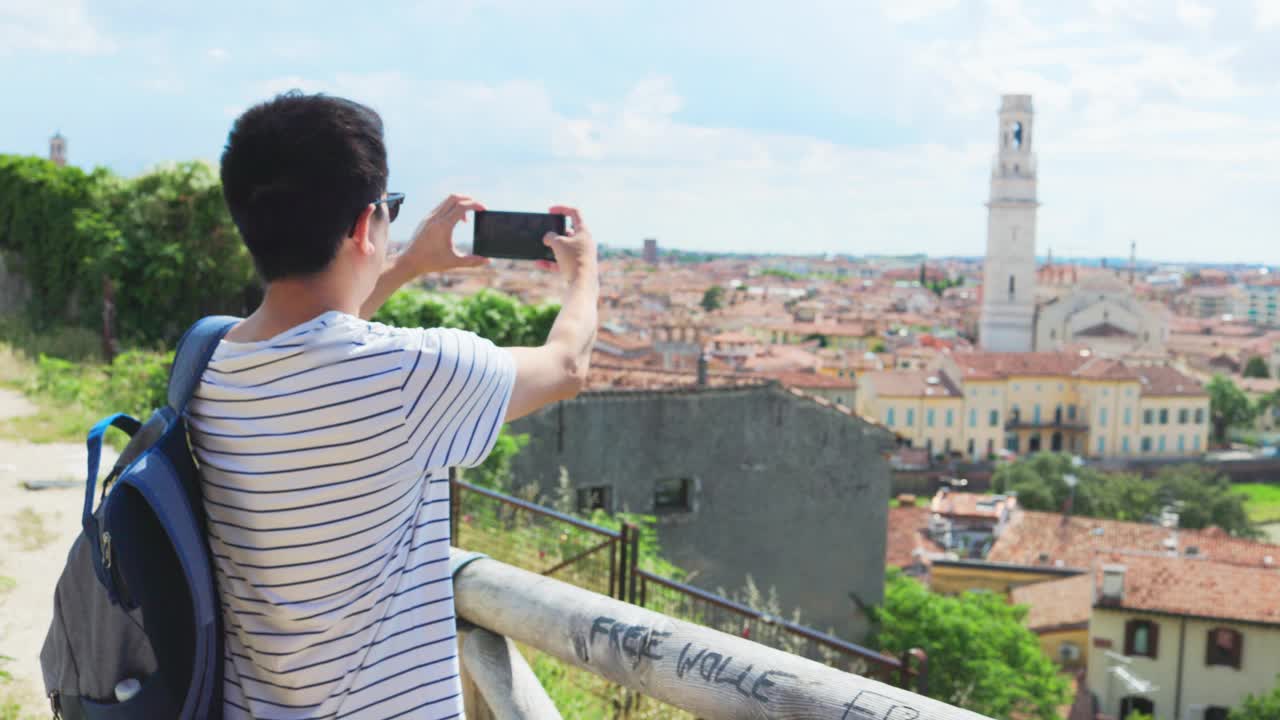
[49,132,67,168]
[979,94,1038,352]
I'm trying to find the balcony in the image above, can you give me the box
[1004,408,1089,432]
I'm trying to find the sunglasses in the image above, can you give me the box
[350,192,405,235]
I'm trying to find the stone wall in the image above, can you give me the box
[507,384,895,640]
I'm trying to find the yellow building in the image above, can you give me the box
[858,351,1210,460]
[1010,573,1092,672]
[1086,556,1280,720]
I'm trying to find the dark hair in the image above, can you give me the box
[220,92,388,281]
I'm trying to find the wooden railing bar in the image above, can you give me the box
[452,549,990,720]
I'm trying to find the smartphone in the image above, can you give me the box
[472,210,566,261]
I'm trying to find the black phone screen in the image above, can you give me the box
[472,211,565,261]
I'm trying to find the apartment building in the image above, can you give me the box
[857,351,1209,460]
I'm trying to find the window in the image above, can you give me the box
[1178,435,1185,453]
[1068,404,1077,421]
[1127,387,1134,397]
[1008,274,1015,300]
[1097,437,1105,454]
[906,409,915,427]
[1205,628,1242,669]
[1142,437,1153,453]
[886,408,896,426]
[1195,408,1205,424]
[1159,436,1166,452]
[967,438,975,457]
[1033,405,1041,423]
[1179,408,1190,424]
[1159,409,1169,425]
[1194,435,1201,451]
[654,478,693,513]
[945,409,954,427]
[1204,707,1230,720]
[576,485,612,513]
[1122,436,1130,453]
[1120,697,1154,719]
[1143,408,1154,425]
[927,409,935,427]
[1125,619,1159,658]
[989,409,999,427]
[1100,408,1109,427]
[969,409,977,427]
[1103,387,1110,397]
[1035,384,1042,392]
[1124,407,1132,425]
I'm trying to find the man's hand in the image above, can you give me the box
[396,193,489,277]
[541,205,598,290]
[506,205,600,421]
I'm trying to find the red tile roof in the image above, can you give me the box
[987,510,1279,571]
[886,506,946,569]
[1094,552,1280,626]
[754,370,856,390]
[950,351,1092,380]
[1010,574,1093,632]
[930,490,1017,520]
[1133,365,1207,397]
[861,370,961,398]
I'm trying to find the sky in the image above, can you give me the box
[2,0,1279,263]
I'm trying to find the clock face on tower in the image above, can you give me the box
[1011,121,1023,149]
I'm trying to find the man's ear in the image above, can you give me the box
[349,203,378,257]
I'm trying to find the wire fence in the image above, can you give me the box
[450,475,928,713]
[633,569,925,690]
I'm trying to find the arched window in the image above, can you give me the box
[1125,619,1159,658]
[1206,627,1243,669]
[1008,275,1016,300]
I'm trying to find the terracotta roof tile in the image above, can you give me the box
[1133,365,1206,397]
[987,510,1279,570]
[951,351,1092,380]
[861,370,961,398]
[1010,574,1093,631]
[1094,552,1280,626]
[886,506,946,569]
[930,490,1017,520]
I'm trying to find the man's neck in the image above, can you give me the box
[228,277,361,343]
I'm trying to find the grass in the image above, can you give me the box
[5,508,56,552]
[889,495,931,508]
[0,342,99,445]
[1232,483,1280,525]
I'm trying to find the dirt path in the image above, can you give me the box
[0,387,118,705]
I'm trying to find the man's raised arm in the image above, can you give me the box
[506,205,599,421]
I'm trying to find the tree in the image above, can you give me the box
[1244,356,1271,379]
[1208,375,1256,445]
[1233,675,1280,719]
[700,285,725,312]
[992,454,1259,538]
[871,571,1070,719]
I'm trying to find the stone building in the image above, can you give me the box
[507,383,895,640]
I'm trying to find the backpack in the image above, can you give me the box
[40,316,239,720]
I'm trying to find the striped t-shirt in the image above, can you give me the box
[188,310,515,719]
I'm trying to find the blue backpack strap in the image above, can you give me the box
[168,316,240,414]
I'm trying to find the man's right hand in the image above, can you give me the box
[543,205,598,288]
[506,205,601,422]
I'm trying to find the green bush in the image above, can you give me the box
[29,349,172,420]
[373,288,558,347]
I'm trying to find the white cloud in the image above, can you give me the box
[208,47,229,62]
[0,0,115,55]
[881,0,960,23]
[1175,0,1215,29]
[1259,0,1280,29]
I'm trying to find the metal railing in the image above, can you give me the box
[633,569,927,691]
[453,550,985,720]
[451,476,627,599]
